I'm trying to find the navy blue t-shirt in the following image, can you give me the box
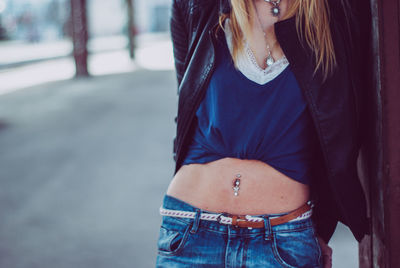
[181,33,319,185]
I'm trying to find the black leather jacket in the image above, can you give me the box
[169,0,370,243]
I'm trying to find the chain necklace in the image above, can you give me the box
[254,3,277,67]
[263,0,282,17]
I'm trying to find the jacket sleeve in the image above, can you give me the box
[170,0,189,92]
[328,0,370,148]
[337,0,371,149]
[170,0,190,162]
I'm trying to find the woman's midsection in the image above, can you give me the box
[166,157,310,215]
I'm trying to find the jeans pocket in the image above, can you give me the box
[157,217,192,256]
[272,226,322,268]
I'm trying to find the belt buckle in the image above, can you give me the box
[232,215,249,228]
[217,212,248,228]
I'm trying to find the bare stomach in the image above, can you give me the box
[166,157,310,215]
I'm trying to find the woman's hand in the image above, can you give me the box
[317,236,333,268]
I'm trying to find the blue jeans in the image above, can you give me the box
[156,195,323,268]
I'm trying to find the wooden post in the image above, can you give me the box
[379,0,400,265]
[126,0,136,59]
[70,0,89,77]
[359,0,400,267]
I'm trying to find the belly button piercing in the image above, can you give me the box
[233,173,241,196]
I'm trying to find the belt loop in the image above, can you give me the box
[190,209,201,234]
[263,216,273,241]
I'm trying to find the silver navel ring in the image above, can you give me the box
[233,174,241,196]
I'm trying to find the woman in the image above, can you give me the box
[156,0,369,267]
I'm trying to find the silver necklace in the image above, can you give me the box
[263,0,282,17]
[254,4,276,67]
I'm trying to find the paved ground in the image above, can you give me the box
[0,68,358,267]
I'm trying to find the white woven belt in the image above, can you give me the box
[159,202,313,226]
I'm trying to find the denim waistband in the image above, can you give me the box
[161,194,315,235]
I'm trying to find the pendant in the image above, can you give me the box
[266,54,275,67]
[233,174,241,196]
[271,6,280,17]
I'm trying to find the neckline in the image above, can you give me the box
[221,18,290,86]
[223,18,289,73]
[219,27,290,87]
[233,59,290,87]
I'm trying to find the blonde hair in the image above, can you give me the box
[219,0,336,80]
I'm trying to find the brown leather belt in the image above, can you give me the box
[218,202,312,228]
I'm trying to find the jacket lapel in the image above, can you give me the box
[274,16,322,94]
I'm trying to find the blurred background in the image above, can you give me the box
[0,0,358,267]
